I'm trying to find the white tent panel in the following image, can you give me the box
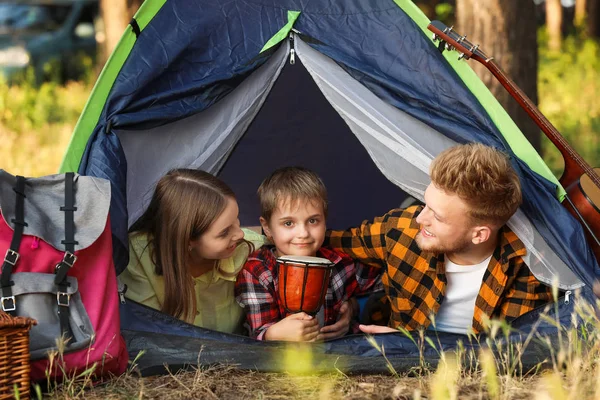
[117,42,290,228]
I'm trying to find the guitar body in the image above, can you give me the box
[561,167,600,263]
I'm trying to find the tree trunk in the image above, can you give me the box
[456,0,541,152]
[129,0,144,18]
[589,0,600,37]
[100,0,129,61]
[546,0,563,51]
[575,0,587,27]
[99,0,144,62]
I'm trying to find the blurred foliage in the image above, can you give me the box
[0,67,88,133]
[434,3,455,24]
[538,30,600,177]
[8,53,97,87]
[415,1,455,25]
[0,65,93,177]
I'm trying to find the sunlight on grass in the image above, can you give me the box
[430,353,459,400]
[534,372,569,400]
[0,77,91,177]
[480,349,500,400]
[282,343,316,375]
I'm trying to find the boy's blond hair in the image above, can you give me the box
[430,143,522,225]
[257,167,328,221]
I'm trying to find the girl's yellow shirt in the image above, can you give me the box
[120,228,266,334]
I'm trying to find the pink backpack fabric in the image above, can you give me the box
[0,171,127,381]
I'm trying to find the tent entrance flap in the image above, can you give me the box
[116,31,582,291]
[291,35,583,291]
[218,53,409,230]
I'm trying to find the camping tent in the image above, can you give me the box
[60,0,599,374]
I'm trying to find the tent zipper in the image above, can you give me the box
[289,32,295,65]
[118,281,128,304]
[564,290,572,305]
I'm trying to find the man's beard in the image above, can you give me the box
[415,231,472,255]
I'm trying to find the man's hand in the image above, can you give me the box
[359,324,397,334]
[319,300,353,340]
[264,312,320,342]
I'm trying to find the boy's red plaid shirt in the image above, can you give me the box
[235,245,380,339]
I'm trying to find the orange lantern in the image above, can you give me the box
[277,255,334,315]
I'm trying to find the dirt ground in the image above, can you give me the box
[46,365,544,400]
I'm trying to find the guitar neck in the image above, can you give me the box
[427,20,600,189]
[473,55,600,187]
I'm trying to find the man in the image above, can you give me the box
[326,143,554,334]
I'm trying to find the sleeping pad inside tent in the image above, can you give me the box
[59,0,600,375]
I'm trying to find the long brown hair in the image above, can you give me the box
[130,169,237,322]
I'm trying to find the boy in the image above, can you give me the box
[235,167,379,341]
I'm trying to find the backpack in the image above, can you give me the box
[0,170,127,381]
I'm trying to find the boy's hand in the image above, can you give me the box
[264,312,320,342]
[319,301,353,340]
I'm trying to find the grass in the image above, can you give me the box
[24,290,597,400]
[41,366,425,400]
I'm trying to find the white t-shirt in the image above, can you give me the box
[433,255,492,334]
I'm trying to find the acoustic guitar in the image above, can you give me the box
[427,20,600,264]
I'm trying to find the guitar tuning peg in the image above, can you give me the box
[445,42,454,51]
[432,33,439,42]
[458,53,466,60]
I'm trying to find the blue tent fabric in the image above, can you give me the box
[75,0,599,372]
[121,290,590,375]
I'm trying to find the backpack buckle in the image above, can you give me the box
[1,296,16,312]
[54,252,77,284]
[57,292,70,307]
[4,249,19,266]
[62,252,77,267]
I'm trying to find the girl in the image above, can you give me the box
[119,169,266,334]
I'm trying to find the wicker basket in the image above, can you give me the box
[0,311,36,400]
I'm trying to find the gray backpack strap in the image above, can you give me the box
[54,172,78,341]
[1,175,27,315]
